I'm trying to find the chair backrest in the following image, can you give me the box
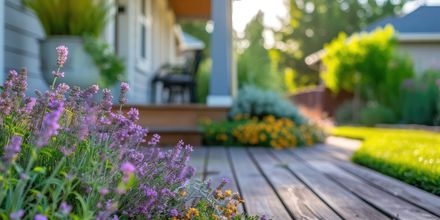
[184,50,203,79]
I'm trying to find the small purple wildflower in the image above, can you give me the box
[34,214,47,220]
[9,210,24,220]
[59,201,72,215]
[56,45,68,67]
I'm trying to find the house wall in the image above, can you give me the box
[400,42,440,74]
[3,0,48,95]
[119,0,178,104]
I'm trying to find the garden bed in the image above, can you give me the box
[332,126,440,195]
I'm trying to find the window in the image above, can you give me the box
[137,0,151,71]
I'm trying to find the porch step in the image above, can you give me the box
[148,127,203,147]
[122,104,229,147]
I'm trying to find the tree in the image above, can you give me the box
[274,0,409,87]
[237,11,283,91]
[322,26,414,116]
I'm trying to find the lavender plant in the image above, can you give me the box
[0,45,260,219]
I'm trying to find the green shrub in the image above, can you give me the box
[333,127,440,195]
[359,102,397,126]
[335,100,357,124]
[229,85,306,124]
[401,70,440,125]
[322,26,413,116]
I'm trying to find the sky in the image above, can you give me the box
[232,0,440,45]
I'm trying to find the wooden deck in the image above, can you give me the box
[189,143,440,220]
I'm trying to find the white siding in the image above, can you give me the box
[400,42,440,74]
[119,0,178,104]
[3,0,48,94]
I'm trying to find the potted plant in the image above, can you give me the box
[24,0,124,88]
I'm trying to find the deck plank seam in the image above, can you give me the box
[335,161,440,218]
[290,149,431,220]
[226,147,249,215]
[303,146,440,218]
[268,149,346,220]
[247,148,297,220]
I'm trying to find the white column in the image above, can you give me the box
[0,0,4,83]
[207,0,234,106]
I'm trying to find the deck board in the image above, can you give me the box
[271,149,389,220]
[293,149,438,220]
[188,147,207,181]
[188,144,440,220]
[229,148,291,219]
[249,148,342,220]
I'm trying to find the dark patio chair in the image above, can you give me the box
[151,50,203,104]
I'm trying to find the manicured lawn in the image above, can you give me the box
[332,127,440,195]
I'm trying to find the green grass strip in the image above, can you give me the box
[332,127,440,195]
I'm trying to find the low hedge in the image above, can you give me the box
[332,127,440,195]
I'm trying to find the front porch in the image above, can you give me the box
[190,139,440,219]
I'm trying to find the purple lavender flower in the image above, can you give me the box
[34,214,47,220]
[169,209,178,217]
[25,97,36,113]
[3,136,22,164]
[36,100,64,147]
[148,134,161,146]
[121,162,135,174]
[9,210,24,220]
[127,108,139,122]
[14,69,28,97]
[100,188,110,196]
[101,88,113,112]
[119,82,130,105]
[56,45,68,67]
[52,71,65,78]
[59,201,72,215]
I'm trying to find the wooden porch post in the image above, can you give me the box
[0,0,4,83]
[207,0,234,106]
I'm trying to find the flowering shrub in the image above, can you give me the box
[229,85,306,125]
[0,46,258,219]
[202,115,325,148]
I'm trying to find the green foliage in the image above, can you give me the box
[359,102,397,126]
[83,36,125,87]
[274,0,408,87]
[24,0,109,37]
[322,26,413,119]
[237,12,283,91]
[332,127,440,195]
[195,59,211,103]
[401,70,440,125]
[335,100,357,124]
[229,85,306,125]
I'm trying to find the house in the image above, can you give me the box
[0,0,235,106]
[306,5,440,74]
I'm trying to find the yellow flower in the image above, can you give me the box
[186,208,200,219]
[224,189,233,197]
